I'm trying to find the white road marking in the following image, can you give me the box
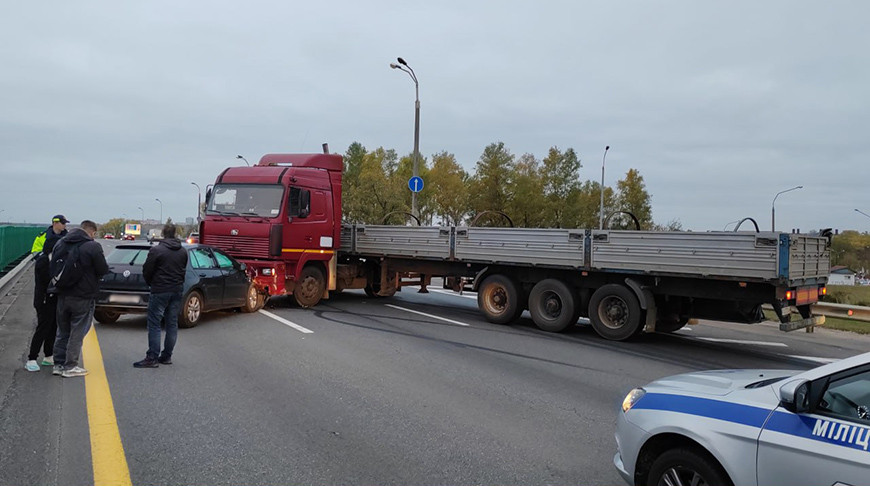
[385,304,471,327]
[696,337,788,347]
[787,355,840,364]
[426,287,477,300]
[258,309,314,334]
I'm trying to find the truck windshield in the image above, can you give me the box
[206,184,285,218]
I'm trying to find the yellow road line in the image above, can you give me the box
[82,328,133,486]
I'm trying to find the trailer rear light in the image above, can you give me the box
[785,290,793,300]
[819,286,827,296]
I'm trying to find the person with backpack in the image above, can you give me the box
[50,220,109,378]
[24,215,68,372]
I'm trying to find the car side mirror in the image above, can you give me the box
[779,379,810,413]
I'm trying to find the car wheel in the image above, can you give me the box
[94,309,121,324]
[179,291,203,328]
[647,448,732,486]
[528,279,577,332]
[294,265,326,308]
[588,284,643,341]
[241,283,264,313]
[477,274,522,324]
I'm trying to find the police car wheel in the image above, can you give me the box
[647,448,732,486]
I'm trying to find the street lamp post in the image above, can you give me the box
[390,57,421,218]
[236,155,250,166]
[155,198,163,224]
[137,206,144,222]
[771,185,803,231]
[856,208,870,220]
[191,182,202,221]
[599,146,610,230]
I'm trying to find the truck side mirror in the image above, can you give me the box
[299,190,311,218]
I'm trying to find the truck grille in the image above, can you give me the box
[201,234,270,259]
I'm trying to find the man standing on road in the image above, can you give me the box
[51,220,108,378]
[134,223,187,368]
[24,215,68,372]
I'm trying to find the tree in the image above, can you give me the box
[344,147,406,224]
[469,142,516,222]
[615,169,653,230]
[100,218,127,237]
[565,181,614,229]
[540,147,581,228]
[427,151,469,225]
[506,153,545,227]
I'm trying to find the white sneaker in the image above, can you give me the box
[41,356,54,366]
[25,360,40,372]
[61,366,89,378]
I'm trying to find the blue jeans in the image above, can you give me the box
[146,291,182,360]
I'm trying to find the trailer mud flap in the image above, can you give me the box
[780,315,825,332]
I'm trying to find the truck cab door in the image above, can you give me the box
[283,186,332,274]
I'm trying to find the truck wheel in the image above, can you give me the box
[94,309,121,324]
[528,279,577,332]
[477,275,522,324]
[179,291,203,328]
[646,448,732,486]
[241,283,264,313]
[294,265,325,308]
[589,284,642,340]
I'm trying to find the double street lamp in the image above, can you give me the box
[390,57,421,218]
[771,185,803,231]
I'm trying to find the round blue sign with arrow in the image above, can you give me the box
[408,176,424,193]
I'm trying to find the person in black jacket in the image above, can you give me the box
[24,215,68,372]
[52,220,109,378]
[134,223,188,368]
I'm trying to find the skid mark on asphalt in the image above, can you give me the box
[385,304,471,327]
[82,328,133,486]
[258,309,314,333]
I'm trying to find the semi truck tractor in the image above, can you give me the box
[199,149,830,341]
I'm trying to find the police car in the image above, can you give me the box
[615,351,870,486]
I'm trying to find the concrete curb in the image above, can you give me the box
[0,255,32,298]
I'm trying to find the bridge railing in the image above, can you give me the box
[0,225,43,272]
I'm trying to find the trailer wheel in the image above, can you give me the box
[589,284,643,340]
[478,275,522,324]
[294,265,325,308]
[528,279,577,332]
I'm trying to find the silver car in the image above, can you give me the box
[615,351,870,486]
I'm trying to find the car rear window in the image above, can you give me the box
[107,248,150,265]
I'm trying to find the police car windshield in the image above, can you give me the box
[207,184,284,219]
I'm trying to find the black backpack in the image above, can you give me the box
[49,241,85,292]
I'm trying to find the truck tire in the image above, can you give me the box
[94,309,121,324]
[179,291,203,328]
[477,274,522,324]
[589,284,643,341]
[528,279,577,332]
[655,317,688,333]
[294,265,325,308]
[241,283,264,313]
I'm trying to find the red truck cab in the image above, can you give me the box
[200,152,343,307]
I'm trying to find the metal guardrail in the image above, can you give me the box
[812,302,870,322]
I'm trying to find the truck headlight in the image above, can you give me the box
[622,388,646,413]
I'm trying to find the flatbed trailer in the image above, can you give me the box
[336,225,830,340]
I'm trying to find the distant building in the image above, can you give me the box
[829,266,856,286]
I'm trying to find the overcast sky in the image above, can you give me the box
[2,1,868,232]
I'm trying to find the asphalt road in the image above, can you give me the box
[1,260,868,486]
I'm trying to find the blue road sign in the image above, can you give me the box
[408,176,424,193]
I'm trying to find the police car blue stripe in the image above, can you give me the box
[633,393,772,427]
[634,393,870,453]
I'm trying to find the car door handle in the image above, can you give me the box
[199,273,208,277]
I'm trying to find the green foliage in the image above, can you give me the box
[469,142,515,222]
[540,147,581,228]
[427,152,469,225]
[100,218,127,237]
[823,285,870,306]
[505,153,545,228]
[830,231,870,271]
[615,168,653,230]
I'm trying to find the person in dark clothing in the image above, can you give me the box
[52,220,109,378]
[25,215,68,372]
[134,223,188,368]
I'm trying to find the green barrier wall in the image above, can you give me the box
[0,225,44,271]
